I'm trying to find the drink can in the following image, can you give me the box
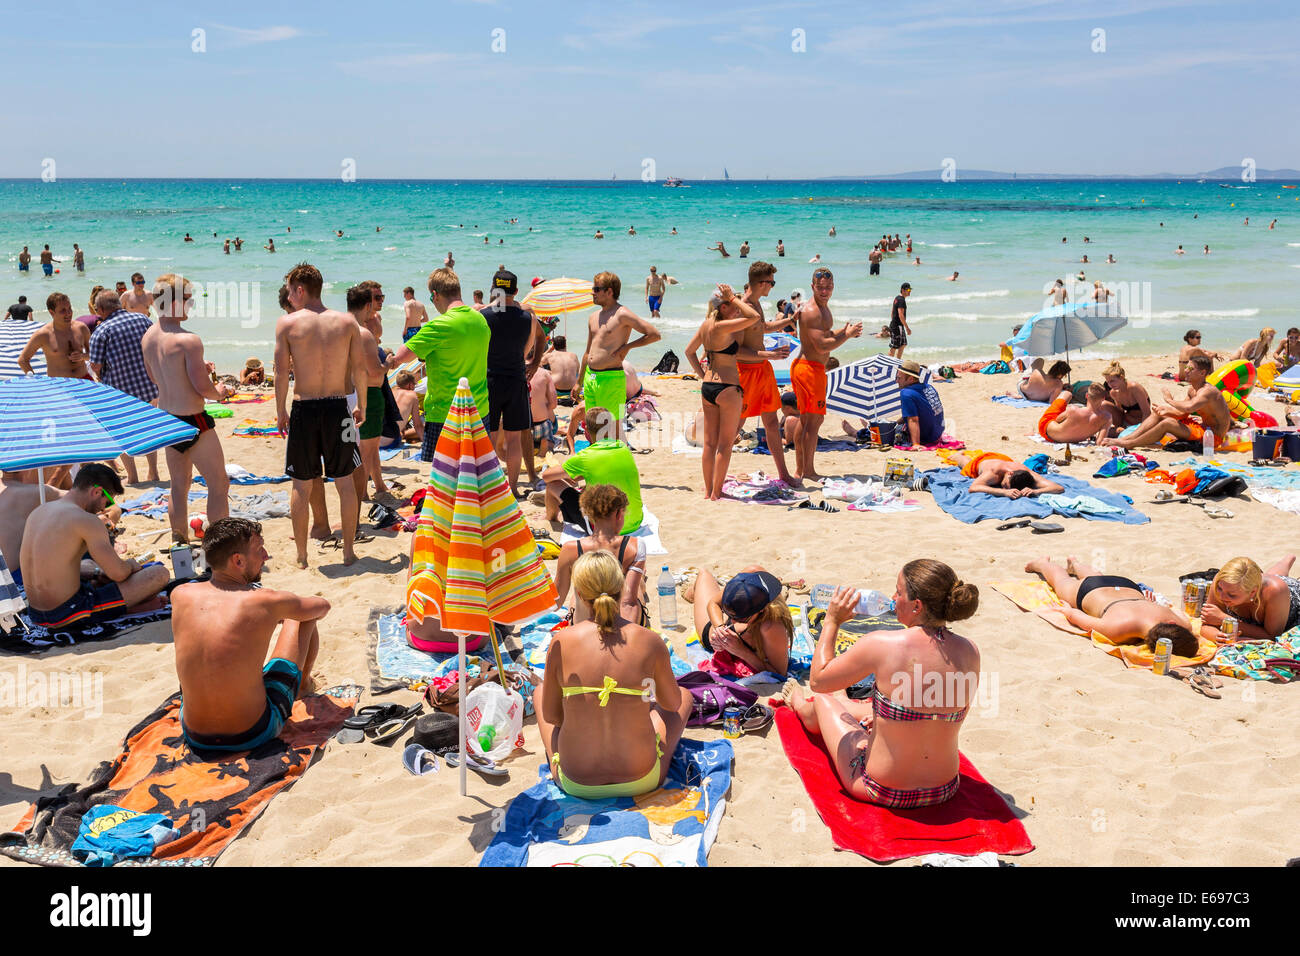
[1220,616,1238,638]
[869,426,881,446]
[1181,579,1207,617]
[722,705,743,739]
[1152,637,1173,676]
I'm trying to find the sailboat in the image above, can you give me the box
[723,168,731,181]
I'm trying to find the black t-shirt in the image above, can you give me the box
[890,295,907,327]
[484,303,533,378]
[6,303,33,322]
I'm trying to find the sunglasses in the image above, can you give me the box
[592,286,608,294]
[94,485,116,506]
[812,270,832,279]
[133,280,145,285]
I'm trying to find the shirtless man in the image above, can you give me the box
[120,272,154,316]
[645,266,669,318]
[1014,359,1071,403]
[790,268,863,482]
[18,292,93,379]
[947,451,1064,498]
[392,370,425,444]
[1026,555,1196,652]
[1037,382,1113,444]
[141,274,233,545]
[172,518,329,754]
[39,245,58,277]
[401,285,428,342]
[18,247,30,272]
[72,244,85,273]
[345,283,392,503]
[735,261,794,484]
[542,335,580,405]
[20,464,169,629]
[572,272,661,441]
[1047,278,1068,306]
[528,363,559,469]
[1102,355,1231,451]
[274,263,369,568]
[0,472,63,586]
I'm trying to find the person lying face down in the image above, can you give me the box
[948,450,1064,499]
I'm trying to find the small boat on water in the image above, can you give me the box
[663,176,688,187]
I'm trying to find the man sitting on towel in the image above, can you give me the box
[172,517,331,754]
[541,406,643,534]
[947,451,1065,498]
[1037,382,1113,444]
[1100,355,1232,452]
[896,360,946,446]
[20,464,169,629]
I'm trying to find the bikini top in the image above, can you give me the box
[872,685,969,723]
[575,535,636,563]
[562,675,643,707]
[708,339,740,357]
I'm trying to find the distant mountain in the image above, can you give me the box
[823,167,1300,181]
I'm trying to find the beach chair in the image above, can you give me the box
[0,550,27,634]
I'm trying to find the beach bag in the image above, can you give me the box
[463,681,526,760]
[651,350,680,374]
[677,670,759,727]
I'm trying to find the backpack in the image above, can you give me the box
[677,671,759,726]
[651,350,680,374]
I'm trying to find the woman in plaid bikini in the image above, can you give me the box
[782,559,980,809]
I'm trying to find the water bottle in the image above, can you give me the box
[657,565,678,627]
[856,590,895,616]
[1202,428,1215,458]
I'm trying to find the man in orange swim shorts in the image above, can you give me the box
[947,450,1064,497]
[737,261,796,485]
[792,268,863,483]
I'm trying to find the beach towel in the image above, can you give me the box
[0,604,173,655]
[773,704,1033,863]
[990,394,1047,409]
[671,433,704,456]
[924,467,1149,525]
[194,463,292,486]
[979,360,1012,374]
[559,507,668,556]
[720,474,809,505]
[1209,624,1300,681]
[822,478,922,511]
[753,428,862,455]
[894,435,967,451]
[479,738,732,867]
[367,607,489,693]
[378,442,408,461]
[990,579,1217,670]
[232,420,281,437]
[0,684,358,867]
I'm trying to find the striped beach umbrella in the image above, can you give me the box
[0,320,46,379]
[825,354,932,421]
[406,377,557,792]
[0,376,198,478]
[519,277,594,318]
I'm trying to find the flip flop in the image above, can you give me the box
[1203,505,1234,518]
[437,746,509,777]
[795,500,839,513]
[1029,521,1065,534]
[366,704,424,743]
[335,727,365,744]
[741,702,774,732]
[343,704,396,730]
[402,744,441,776]
[996,518,1032,530]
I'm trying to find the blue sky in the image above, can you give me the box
[2,0,1296,178]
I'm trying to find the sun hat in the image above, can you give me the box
[898,360,923,379]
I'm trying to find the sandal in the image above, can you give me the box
[795,500,839,513]
[366,703,424,743]
[436,745,509,777]
[1203,505,1234,518]
[741,702,774,732]
[1029,521,1065,534]
[402,744,441,776]
[996,518,1032,530]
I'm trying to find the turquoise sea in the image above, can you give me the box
[2,178,1297,371]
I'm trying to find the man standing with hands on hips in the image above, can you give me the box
[790,268,862,483]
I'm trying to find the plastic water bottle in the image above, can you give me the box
[1202,428,1215,458]
[657,565,678,627]
[856,590,895,616]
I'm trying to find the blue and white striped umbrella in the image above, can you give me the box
[826,354,932,420]
[0,376,197,471]
[0,320,46,379]
[1006,301,1127,358]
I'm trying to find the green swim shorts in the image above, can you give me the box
[582,366,626,421]
[359,386,385,440]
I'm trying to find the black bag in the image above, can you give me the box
[650,350,680,374]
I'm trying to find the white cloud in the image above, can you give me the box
[210,24,304,47]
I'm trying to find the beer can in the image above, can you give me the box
[722,705,743,739]
[1152,637,1173,676]
[1181,579,1201,617]
[1220,616,1239,639]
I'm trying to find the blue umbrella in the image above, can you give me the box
[826,354,932,420]
[0,377,197,481]
[0,319,46,379]
[1007,301,1127,360]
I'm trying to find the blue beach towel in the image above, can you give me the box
[480,738,733,867]
[194,473,291,486]
[990,394,1047,409]
[752,427,862,455]
[519,613,694,678]
[924,467,1149,524]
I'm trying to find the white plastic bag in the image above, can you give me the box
[463,682,525,761]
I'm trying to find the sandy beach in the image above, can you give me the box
[3,352,1298,868]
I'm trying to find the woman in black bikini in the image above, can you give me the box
[552,483,648,626]
[1025,556,1197,654]
[1100,361,1151,433]
[685,567,793,678]
[685,284,762,500]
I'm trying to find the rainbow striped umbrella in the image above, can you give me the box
[519,277,594,318]
[406,377,557,791]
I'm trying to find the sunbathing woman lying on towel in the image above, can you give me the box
[1200,555,1300,642]
[1025,556,1196,653]
[552,483,647,626]
[535,552,693,799]
[782,560,980,810]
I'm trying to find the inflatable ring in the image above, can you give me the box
[1207,358,1255,398]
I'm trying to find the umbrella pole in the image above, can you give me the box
[488,624,509,689]
[458,632,467,797]
[37,468,46,504]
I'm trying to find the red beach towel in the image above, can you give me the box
[774,703,1034,863]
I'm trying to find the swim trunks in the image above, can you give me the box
[18,262,28,272]
[28,580,126,629]
[181,658,301,754]
[870,261,880,276]
[487,372,530,432]
[402,326,420,342]
[42,263,53,276]
[531,418,557,444]
[172,411,215,454]
[738,360,781,417]
[647,295,662,312]
[359,386,385,440]
[582,366,626,421]
[285,396,362,480]
[1174,415,1227,450]
[889,322,907,350]
[960,450,1013,478]
[789,357,827,415]
[1037,394,1069,439]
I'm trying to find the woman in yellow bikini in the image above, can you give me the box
[535,551,693,799]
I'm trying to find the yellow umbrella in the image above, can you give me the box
[520,277,594,339]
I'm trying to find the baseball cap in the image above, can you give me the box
[531,276,545,288]
[900,282,912,291]
[898,359,923,378]
[493,269,518,295]
[721,571,784,620]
